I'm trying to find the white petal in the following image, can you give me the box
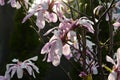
[12,59,19,62]
[106,55,116,65]
[108,71,117,80]
[17,67,23,79]
[29,62,39,73]
[27,56,38,61]
[11,69,16,78]
[117,48,120,66]
[52,55,61,66]
[26,66,33,75]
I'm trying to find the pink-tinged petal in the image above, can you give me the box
[108,71,117,80]
[113,22,120,27]
[0,0,5,6]
[36,12,45,30]
[45,12,57,22]
[47,41,56,62]
[52,55,61,66]
[63,44,71,56]
[106,55,116,65]
[17,67,23,79]
[83,23,94,33]
[8,0,16,8]
[0,76,7,80]
[22,11,36,23]
[4,72,10,80]
[113,22,120,30]
[41,42,50,54]
[78,17,94,33]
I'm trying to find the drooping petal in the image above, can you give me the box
[17,67,23,79]
[63,44,71,56]
[106,55,116,65]
[41,42,50,54]
[10,67,17,78]
[78,17,94,33]
[22,11,36,23]
[116,48,120,66]
[108,71,117,80]
[52,54,61,66]
[28,62,39,73]
[36,11,45,30]
[26,66,33,75]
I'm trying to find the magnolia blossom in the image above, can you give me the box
[41,30,63,66]
[0,0,5,6]
[106,48,120,80]
[6,56,39,79]
[22,0,65,31]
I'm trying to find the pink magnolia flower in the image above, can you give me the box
[106,48,120,80]
[0,0,5,6]
[22,0,64,31]
[6,56,39,79]
[41,30,63,66]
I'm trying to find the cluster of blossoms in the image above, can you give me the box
[1,0,120,80]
